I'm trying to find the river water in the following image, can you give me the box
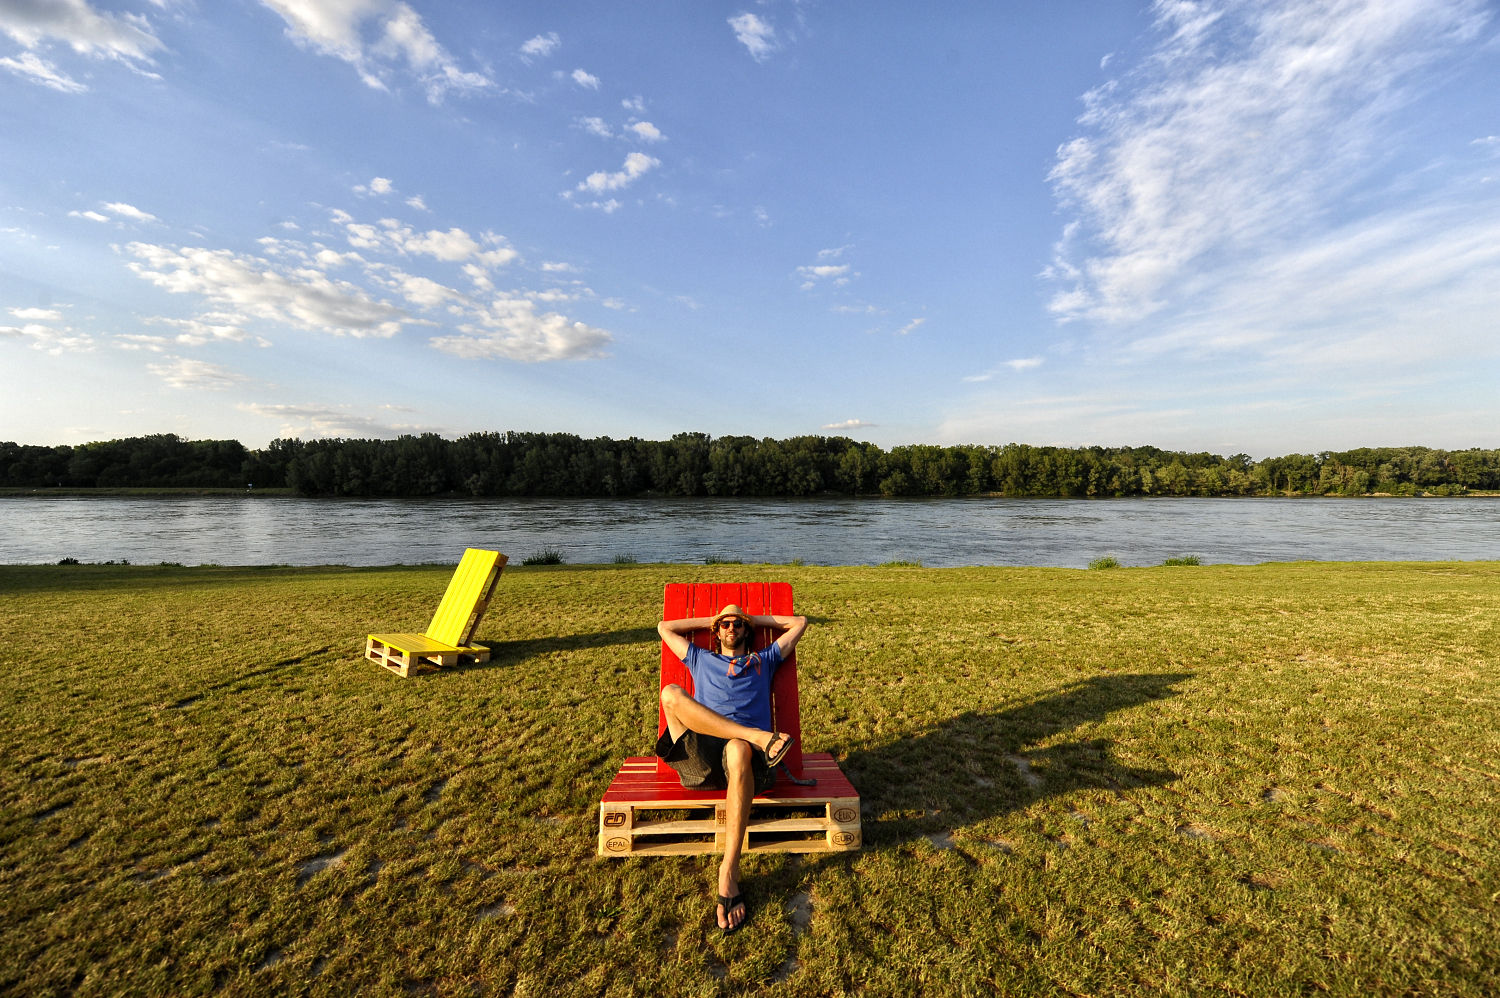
[2,495,1498,568]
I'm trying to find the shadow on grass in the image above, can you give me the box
[840,672,1192,848]
[471,627,662,670]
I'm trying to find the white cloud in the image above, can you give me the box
[628,121,664,142]
[1047,0,1492,327]
[621,95,645,113]
[240,401,425,439]
[796,262,853,290]
[147,356,249,390]
[69,202,156,224]
[152,315,266,347]
[401,227,480,261]
[520,31,559,60]
[429,296,611,362]
[125,242,409,338]
[571,67,599,89]
[1,307,92,353]
[728,12,776,61]
[964,356,1045,382]
[9,307,62,321]
[102,201,157,222]
[0,51,87,92]
[897,318,926,336]
[822,419,876,431]
[328,209,518,267]
[405,194,428,211]
[355,176,394,196]
[1126,199,1500,371]
[259,0,491,103]
[0,0,163,62]
[576,151,659,194]
[579,116,613,138]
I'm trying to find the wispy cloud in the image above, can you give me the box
[570,67,599,90]
[520,31,559,60]
[0,0,164,64]
[822,418,876,432]
[2,306,91,353]
[728,12,776,61]
[240,401,428,439]
[1047,0,1492,329]
[0,51,87,92]
[147,356,249,390]
[69,201,157,224]
[259,0,491,103]
[9,307,62,321]
[962,356,1044,382]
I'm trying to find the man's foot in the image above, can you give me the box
[762,731,794,768]
[716,892,747,933]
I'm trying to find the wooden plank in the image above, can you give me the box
[598,753,861,857]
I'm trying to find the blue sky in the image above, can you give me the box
[2,0,1498,456]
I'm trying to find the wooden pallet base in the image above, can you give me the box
[599,753,860,857]
[364,634,490,678]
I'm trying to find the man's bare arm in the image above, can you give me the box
[658,616,715,661]
[757,614,808,658]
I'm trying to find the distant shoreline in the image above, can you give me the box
[3,487,1497,500]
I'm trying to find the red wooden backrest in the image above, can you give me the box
[657,582,803,775]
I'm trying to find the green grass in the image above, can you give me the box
[3,561,1499,995]
[1088,555,1121,570]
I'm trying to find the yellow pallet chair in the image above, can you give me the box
[365,548,507,677]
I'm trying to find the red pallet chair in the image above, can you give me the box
[597,582,860,857]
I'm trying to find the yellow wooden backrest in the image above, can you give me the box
[426,548,507,647]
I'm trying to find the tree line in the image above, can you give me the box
[3,433,1497,498]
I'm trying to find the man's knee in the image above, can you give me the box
[722,738,753,773]
[660,683,687,709]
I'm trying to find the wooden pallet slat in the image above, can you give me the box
[599,752,861,857]
[363,634,490,678]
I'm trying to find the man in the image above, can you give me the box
[656,603,808,933]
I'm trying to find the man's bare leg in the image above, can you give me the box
[660,684,784,756]
[718,738,754,931]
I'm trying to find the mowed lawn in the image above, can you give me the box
[2,560,1498,996]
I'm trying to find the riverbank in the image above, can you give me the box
[0,486,296,497]
[3,561,1497,994]
[4,486,1497,499]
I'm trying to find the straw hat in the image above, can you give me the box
[711,604,751,628]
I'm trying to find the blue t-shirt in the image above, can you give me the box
[682,641,784,732]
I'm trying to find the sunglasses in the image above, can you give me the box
[717,618,746,630]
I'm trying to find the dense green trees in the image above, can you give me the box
[3,434,1498,498]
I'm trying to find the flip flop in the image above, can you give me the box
[762,732,795,769]
[717,893,748,934]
